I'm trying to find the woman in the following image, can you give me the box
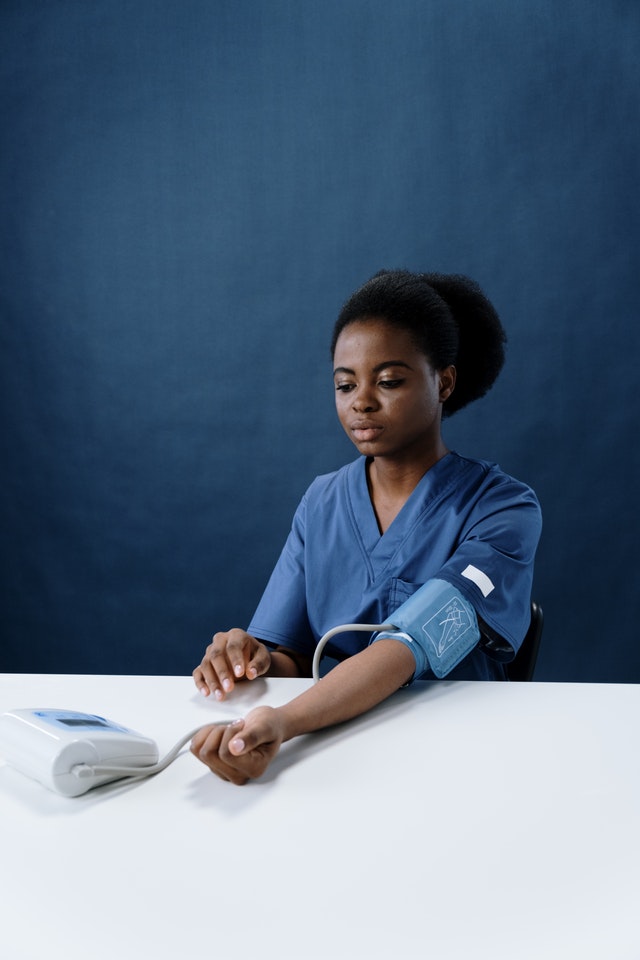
[191,270,542,783]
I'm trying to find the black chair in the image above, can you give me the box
[506,601,544,682]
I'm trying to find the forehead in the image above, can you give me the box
[333,318,425,366]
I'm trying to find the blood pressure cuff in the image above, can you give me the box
[370,579,480,680]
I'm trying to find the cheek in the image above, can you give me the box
[394,392,437,426]
[334,394,350,422]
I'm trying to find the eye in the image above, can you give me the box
[379,379,404,389]
[335,382,355,393]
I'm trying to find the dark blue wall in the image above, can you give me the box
[2,1,639,681]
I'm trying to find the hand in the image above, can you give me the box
[193,629,271,701]
[190,706,286,785]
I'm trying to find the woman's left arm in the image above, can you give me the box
[190,639,415,784]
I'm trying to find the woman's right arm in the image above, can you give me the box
[192,629,312,700]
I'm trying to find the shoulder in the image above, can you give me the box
[447,453,542,540]
[286,458,364,532]
[449,451,539,500]
[302,457,364,502]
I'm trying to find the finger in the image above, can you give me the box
[225,629,254,681]
[191,721,251,784]
[222,708,279,757]
[190,723,224,755]
[193,645,224,697]
[219,724,280,782]
[191,723,231,766]
[247,644,271,680]
[204,633,237,700]
[192,665,212,697]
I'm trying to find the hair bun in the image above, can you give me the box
[422,273,506,415]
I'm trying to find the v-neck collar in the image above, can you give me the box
[345,453,463,578]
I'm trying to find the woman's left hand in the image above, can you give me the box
[190,706,285,785]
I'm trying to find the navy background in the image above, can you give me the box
[1,1,638,681]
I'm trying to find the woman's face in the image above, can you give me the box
[332,318,455,463]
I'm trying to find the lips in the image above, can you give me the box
[351,420,383,442]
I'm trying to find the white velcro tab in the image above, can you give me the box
[461,564,495,598]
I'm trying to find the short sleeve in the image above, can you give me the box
[247,493,315,653]
[435,476,542,656]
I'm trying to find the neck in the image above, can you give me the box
[366,443,449,533]
[368,440,449,492]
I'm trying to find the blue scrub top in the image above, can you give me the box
[248,452,542,681]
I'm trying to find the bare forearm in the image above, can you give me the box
[277,639,415,741]
[192,639,417,784]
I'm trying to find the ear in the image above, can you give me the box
[439,366,456,402]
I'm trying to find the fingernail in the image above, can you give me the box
[234,664,243,677]
[223,679,233,692]
[199,686,209,697]
[247,667,257,679]
[230,738,245,754]
[214,688,223,701]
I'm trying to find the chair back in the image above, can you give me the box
[506,601,544,682]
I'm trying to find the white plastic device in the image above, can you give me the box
[0,708,162,797]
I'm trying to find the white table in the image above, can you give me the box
[1,674,639,960]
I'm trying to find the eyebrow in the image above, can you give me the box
[333,361,413,377]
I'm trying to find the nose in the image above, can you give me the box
[352,386,378,412]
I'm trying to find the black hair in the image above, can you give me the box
[330,269,507,416]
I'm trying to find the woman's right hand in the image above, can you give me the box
[192,629,272,701]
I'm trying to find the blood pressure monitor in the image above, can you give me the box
[0,708,159,797]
